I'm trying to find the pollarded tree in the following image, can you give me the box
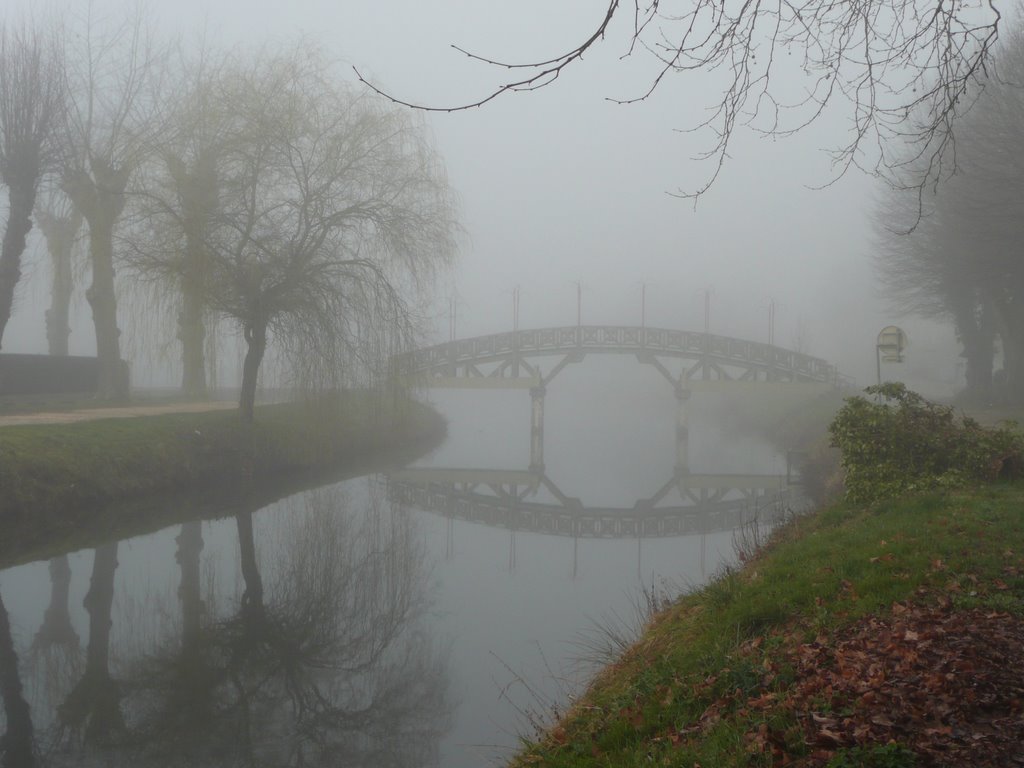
[36,191,83,357]
[0,18,64,349]
[205,48,458,422]
[59,7,167,399]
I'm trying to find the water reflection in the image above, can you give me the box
[2,375,810,767]
[388,466,793,540]
[0,486,451,768]
[0,588,35,767]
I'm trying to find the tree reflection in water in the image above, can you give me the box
[56,543,123,747]
[29,556,82,710]
[46,482,453,767]
[1,586,35,768]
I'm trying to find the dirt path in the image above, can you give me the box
[0,400,236,427]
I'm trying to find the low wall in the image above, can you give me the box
[0,353,104,395]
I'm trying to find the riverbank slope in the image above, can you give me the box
[0,393,445,567]
[510,482,1024,767]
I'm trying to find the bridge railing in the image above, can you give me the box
[396,326,838,384]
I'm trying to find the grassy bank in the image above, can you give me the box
[0,392,445,566]
[512,483,1024,767]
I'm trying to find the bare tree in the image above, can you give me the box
[0,18,64,349]
[357,1,1001,197]
[123,45,234,397]
[59,6,167,399]
[36,192,83,357]
[876,20,1024,403]
[203,47,458,422]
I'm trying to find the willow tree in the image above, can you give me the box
[126,50,230,397]
[0,18,64,349]
[205,48,458,422]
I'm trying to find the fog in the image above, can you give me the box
[0,0,961,395]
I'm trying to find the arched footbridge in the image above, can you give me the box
[395,325,841,391]
[395,325,843,474]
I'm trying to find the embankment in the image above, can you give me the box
[0,393,445,568]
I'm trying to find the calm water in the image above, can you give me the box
[0,359,800,766]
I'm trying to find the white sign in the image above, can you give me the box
[877,326,908,363]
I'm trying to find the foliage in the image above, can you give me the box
[826,744,917,768]
[179,46,459,421]
[828,382,1023,503]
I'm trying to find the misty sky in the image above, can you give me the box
[2,0,960,392]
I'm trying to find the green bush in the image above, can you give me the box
[828,382,1023,503]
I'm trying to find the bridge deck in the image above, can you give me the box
[398,325,837,386]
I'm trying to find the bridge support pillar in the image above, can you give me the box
[674,381,691,475]
[529,384,546,472]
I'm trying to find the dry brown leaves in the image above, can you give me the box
[785,601,1024,766]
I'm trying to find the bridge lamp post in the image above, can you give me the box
[448,296,458,342]
[512,285,521,333]
[766,298,781,347]
[570,280,583,344]
[641,282,647,332]
[635,281,647,345]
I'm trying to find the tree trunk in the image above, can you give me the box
[38,212,81,357]
[85,213,126,400]
[992,291,1024,405]
[178,280,206,397]
[239,321,267,423]
[0,590,35,768]
[171,154,217,398]
[64,162,130,401]
[952,297,995,403]
[0,180,37,350]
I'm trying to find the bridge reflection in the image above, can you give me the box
[387,466,794,540]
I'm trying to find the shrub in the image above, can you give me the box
[828,382,1023,503]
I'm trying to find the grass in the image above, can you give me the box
[0,391,445,568]
[510,481,1024,766]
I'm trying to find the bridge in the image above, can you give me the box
[396,325,839,390]
[395,325,841,474]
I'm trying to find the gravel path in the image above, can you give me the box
[0,400,236,427]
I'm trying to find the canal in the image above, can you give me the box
[0,358,800,766]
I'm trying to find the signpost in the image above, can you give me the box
[876,325,908,389]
